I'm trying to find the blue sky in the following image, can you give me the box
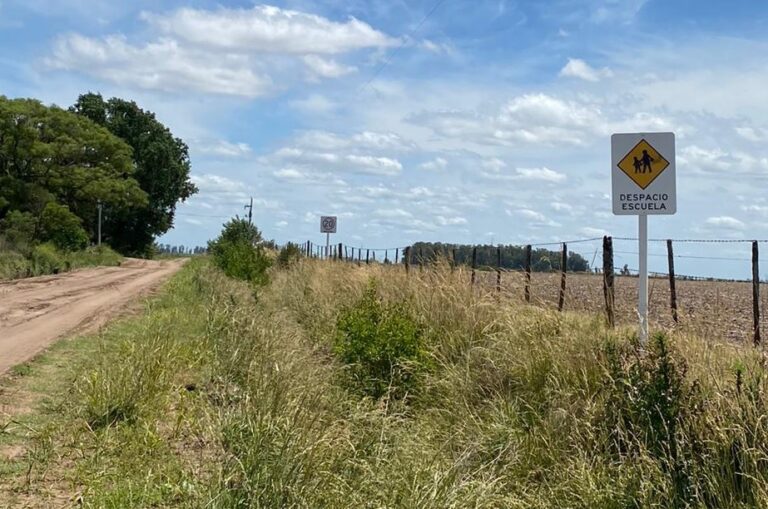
[2,0,768,278]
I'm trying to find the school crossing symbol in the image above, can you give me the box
[616,139,670,190]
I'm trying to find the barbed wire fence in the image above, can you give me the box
[281,236,768,345]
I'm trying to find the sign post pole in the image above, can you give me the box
[326,232,330,259]
[612,132,675,348]
[638,214,649,345]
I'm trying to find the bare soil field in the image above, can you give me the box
[0,258,186,374]
[467,268,764,342]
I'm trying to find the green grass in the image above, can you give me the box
[0,244,122,280]
[4,258,768,507]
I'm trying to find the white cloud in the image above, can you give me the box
[705,216,746,230]
[49,34,272,97]
[436,215,467,226]
[47,5,398,97]
[736,127,768,143]
[414,93,605,146]
[559,58,613,82]
[374,208,412,218]
[193,140,252,158]
[551,202,574,212]
[140,5,398,54]
[580,226,608,237]
[303,55,356,79]
[515,167,567,183]
[191,174,247,195]
[420,157,447,171]
[482,158,507,172]
[273,168,309,181]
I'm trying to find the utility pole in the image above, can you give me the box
[244,197,253,225]
[97,200,102,246]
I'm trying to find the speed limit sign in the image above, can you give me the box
[320,216,337,233]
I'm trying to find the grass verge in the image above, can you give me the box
[0,244,122,280]
[2,258,768,507]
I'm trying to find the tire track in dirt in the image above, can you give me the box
[0,258,187,374]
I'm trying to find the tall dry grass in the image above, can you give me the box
[19,257,768,507]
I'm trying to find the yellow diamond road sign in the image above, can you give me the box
[617,139,669,190]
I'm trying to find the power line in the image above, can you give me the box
[358,0,448,93]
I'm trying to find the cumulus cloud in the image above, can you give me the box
[140,5,398,54]
[705,216,746,230]
[559,58,613,82]
[47,4,397,97]
[49,35,272,97]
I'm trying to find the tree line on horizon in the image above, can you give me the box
[408,242,591,272]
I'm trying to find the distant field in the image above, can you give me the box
[463,268,764,342]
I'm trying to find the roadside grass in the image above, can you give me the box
[0,245,122,280]
[3,257,768,507]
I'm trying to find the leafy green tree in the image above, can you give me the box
[0,96,146,246]
[71,93,198,256]
[39,202,89,252]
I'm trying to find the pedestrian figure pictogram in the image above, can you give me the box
[617,139,669,189]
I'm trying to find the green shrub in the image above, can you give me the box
[0,249,29,279]
[66,245,122,270]
[39,202,89,251]
[1,209,36,247]
[276,242,301,268]
[334,280,427,400]
[30,242,63,275]
[208,218,271,284]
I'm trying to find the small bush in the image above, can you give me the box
[276,242,301,268]
[208,218,272,284]
[30,242,63,275]
[0,249,29,279]
[334,280,427,400]
[39,202,89,251]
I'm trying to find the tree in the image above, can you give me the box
[0,96,147,247]
[71,93,198,256]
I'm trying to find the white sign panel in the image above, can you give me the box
[320,216,337,233]
[611,132,676,215]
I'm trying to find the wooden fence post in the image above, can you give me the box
[603,236,615,327]
[357,248,362,266]
[366,249,370,265]
[471,246,477,286]
[667,239,678,323]
[338,243,343,262]
[496,246,502,294]
[753,240,761,345]
[385,250,389,264]
[451,248,457,272]
[405,246,410,274]
[524,244,532,303]
[395,248,399,265]
[558,243,567,312]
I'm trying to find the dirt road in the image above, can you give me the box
[0,258,186,374]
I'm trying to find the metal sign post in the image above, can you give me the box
[320,216,337,259]
[611,132,676,346]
